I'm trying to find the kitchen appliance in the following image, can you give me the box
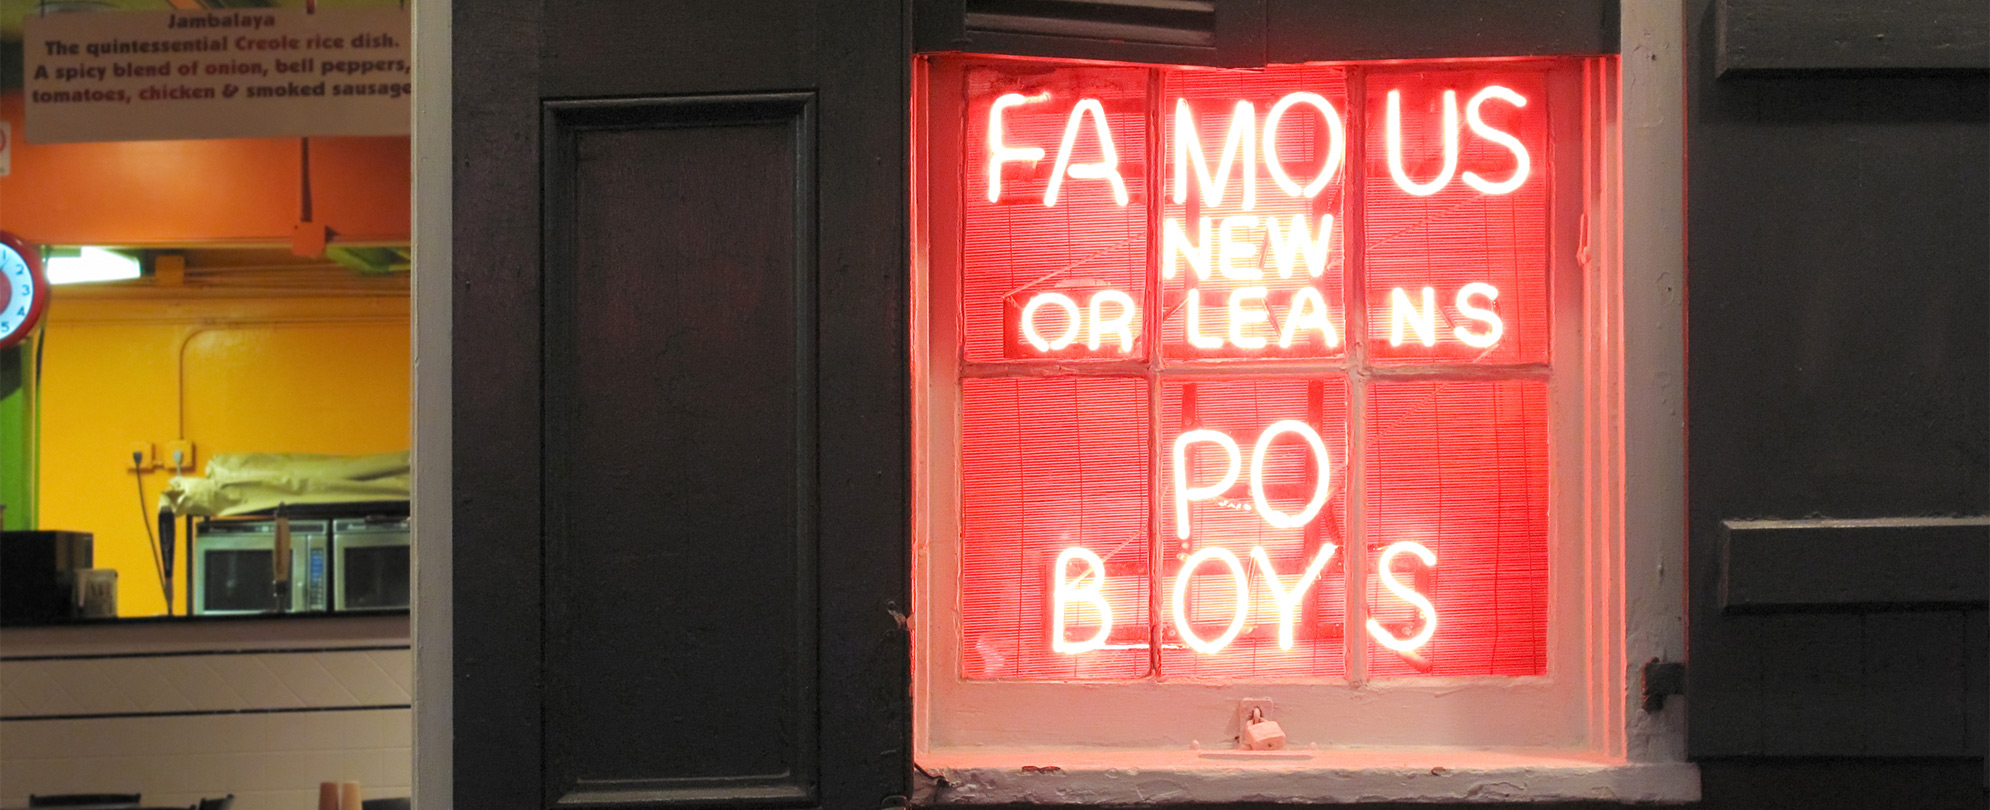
[0,530,94,625]
[65,568,118,617]
[191,519,329,614]
[332,516,411,610]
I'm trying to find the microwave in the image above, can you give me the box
[333,517,411,610]
[192,519,330,614]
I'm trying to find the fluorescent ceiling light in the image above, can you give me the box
[46,247,142,285]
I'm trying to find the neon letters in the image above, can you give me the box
[1052,421,1440,656]
[986,85,1527,206]
[985,92,1047,204]
[995,85,1527,358]
[987,82,1531,659]
[1367,541,1439,652]
[1052,547,1114,654]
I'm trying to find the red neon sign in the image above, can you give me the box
[957,62,1550,681]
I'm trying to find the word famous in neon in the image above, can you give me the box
[990,86,1527,357]
[1052,422,1437,657]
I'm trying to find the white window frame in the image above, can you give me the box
[908,3,1693,802]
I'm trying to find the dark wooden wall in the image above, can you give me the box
[449,1,1986,808]
[453,1,908,808]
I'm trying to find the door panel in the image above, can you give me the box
[542,96,817,806]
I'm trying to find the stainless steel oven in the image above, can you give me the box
[191,519,329,614]
[332,516,410,610]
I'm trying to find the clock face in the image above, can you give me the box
[0,233,47,350]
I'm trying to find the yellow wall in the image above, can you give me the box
[37,294,410,616]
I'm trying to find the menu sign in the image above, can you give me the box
[23,8,409,143]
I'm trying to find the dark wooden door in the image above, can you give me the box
[451,2,908,808]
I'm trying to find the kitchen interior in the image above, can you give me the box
[1,2,414,809]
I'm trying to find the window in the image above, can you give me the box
[912,21,1694,801]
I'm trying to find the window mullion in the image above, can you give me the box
[1144,65,1166,680]
[1342,65,1371,685]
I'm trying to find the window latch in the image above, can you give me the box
[1641,658,1685,712]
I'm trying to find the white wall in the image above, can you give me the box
[409,0,453,806]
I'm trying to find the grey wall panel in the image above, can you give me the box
[541,95,816,807]
[1717,0,1990,76]
[1711,612,1977,757]
[1721,518,1990,612]
[1685,0,1990,762]
[912,0,1615,67]
[811,3,915,806]
[451,0,545,804]
[1265,0,1618,63]
[541,0,810,98]
[1698,760,1989,809]
[1969,610,1988,757]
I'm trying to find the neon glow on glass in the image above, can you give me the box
[1052,547,1114,654]
[985,92,1047,204]
[1043,98,1131,207]
[957,59,1553,681]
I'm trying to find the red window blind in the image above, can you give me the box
[1365,381,1549,677]
[1363,70,1550,366]
[951,58,1557,683]
[961,377,1151,679]
[963,64,1149,363]
[1159,379,1349,678]
[1159,66,1349,362]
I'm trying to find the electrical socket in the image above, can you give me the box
[163,440,196,474]
[126,442,157,471]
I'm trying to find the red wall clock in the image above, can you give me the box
[0,232,49,351]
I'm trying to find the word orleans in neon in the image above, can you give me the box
[992,87,1527,356]
[1052,423,1438,656]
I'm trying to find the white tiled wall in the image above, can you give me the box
[1,618,414,810]
[0,708,411,810]
[1,649,413,717]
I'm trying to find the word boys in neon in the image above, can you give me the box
[993,86,1528,357]
[1052,421,1438,656]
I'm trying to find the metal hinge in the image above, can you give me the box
[1641,658,1685,712]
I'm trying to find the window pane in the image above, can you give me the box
[1363,69,1550,366]
[961,376,1152,679]
[203,550,277,612]
[962,65,1150,363]
[1160,378,1348,677]
[1161,65,1349,362]
[1365,380,1549,678]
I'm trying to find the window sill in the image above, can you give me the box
[915,748,1700,804]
